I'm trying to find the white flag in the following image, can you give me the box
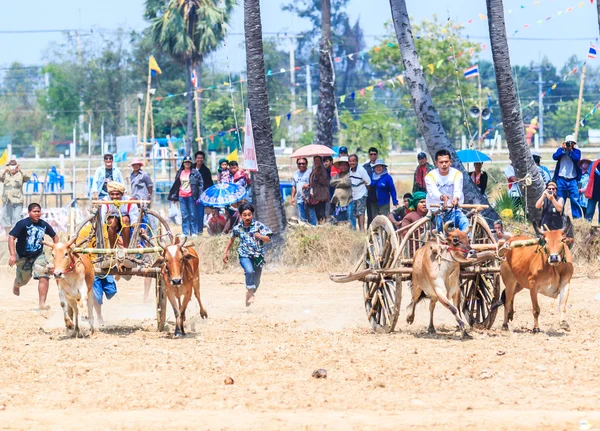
[243,108,258,172]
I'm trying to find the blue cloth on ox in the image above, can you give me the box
[93,276,117,305]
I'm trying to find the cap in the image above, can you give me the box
[339,146,348,154]
[565,134,576,143]
[182,156,193,163]
[417,152,427,159]
[531,151,541,158]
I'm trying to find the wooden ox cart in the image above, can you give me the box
[330,204,537,333]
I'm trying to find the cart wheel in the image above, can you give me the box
[146,209,174,247]
[156,276,167,331]
[363,216,402,333]
[461,215,501,329]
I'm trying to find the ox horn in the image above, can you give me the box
[560,216,572,234]
[443,221,454,235]
[532,220,544,237]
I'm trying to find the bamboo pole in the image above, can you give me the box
[137,101,142,156]
[574,63,587,141]
[142,61,152,157]
[478,73,483,150]
[194,87,202,152]
[74,246,163,255]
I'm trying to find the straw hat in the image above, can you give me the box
[333,156,350,169]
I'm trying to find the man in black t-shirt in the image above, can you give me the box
[8,203,58,309]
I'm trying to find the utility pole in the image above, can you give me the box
[284,34,302,146]
[574,63,587,141]
[306,64,312,132]
[537,66,544,145]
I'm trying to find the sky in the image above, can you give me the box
[1,0,599,74]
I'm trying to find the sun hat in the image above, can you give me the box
[580,158,592,169]
[130,158,144,167]
[373,158,388,168]
[565,134,576,143]
[6,158,17,166]
[333,156,350,169]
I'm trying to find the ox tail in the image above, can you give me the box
[490,289,506,312]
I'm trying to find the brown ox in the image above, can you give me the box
[157,236,208,337]
[499,220,573,333]
[43,238,95,336]
[407,228,476,338]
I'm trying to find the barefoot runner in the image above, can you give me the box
[8,203,58,309]
[222,202,272,306]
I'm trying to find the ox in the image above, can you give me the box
[156,236,208,337]
[407,228,476,338]
[43,238,95,336]
[499,220,574,333]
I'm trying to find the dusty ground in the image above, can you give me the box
[1,268,599,430]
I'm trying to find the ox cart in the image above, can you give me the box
[70,200,175,331]
[331,204,536,333]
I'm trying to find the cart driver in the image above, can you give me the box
[100,181,139,248]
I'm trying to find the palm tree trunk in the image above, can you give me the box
[597,0,600,36]
[388,0,497,219]
[244,0,286,234]
[315,0,335,148]
[195,57,203,152]
[185,58,194,155]
[486,0,543,220]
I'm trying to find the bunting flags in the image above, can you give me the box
[464,64,479,79]
[275,116,281,128]
[191,70,197,88]
[149,56,162,76]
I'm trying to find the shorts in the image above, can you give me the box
[15,253,49,287]
[1,203,23,228]
[93,276,117,305]
[353,196,367,218]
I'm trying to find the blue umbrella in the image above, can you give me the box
[200,183,247,207]
[456,149,491,163]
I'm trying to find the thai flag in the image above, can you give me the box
[464,64,479,79]
[191,70,198,88]
[588,44,597,59]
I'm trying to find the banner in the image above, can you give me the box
[243,108,258,172]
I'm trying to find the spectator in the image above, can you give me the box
[371,159,398,217]
[168,156,203,236]
[552,134,582,219]
[493,219,512,241]
[389,192,412,229]
[532,151,551,184]
[308,156,330,224]
[584,156,600,223]
[413,152,433,193]
[330,157,353,224]
[503,162,521,199]
[8,203,58,309]
[194,151,214,235]
[329,146,348,177]
[229,161,249,191]
[217,158,232,183]
[207,208,227,235]
[401,191,428,231]
[364,147,379,225]
[535,181,564,231]
[129,158,153,201]
[291,157,314,224]
[323,155,335,219]
[101,182,140,248]
[348,154,371,231]
[578,159,592,215]
[469,162,488,195]
[426,149,469,232]
[91,153,124,200]
[1,159,30,237]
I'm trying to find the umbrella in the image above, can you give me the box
[200,182,246,207]
[291,144,335,159]
[456,149,491,163]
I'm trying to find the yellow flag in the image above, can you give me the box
[0,149,7,166]
[149,56,162,75]
[398,75,405,85]
[427,63,434,74]
[366,85,374,91]
[275,116,281,128]
[227,149,239,162]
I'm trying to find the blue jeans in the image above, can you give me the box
[178,196,197,236]
[298,201,316,225]
[195,201,205,234]
[347,201,356,229]
[436,209,470,233]
[586,198,600,222]
[239,257,263,291]
[556,177,582,218]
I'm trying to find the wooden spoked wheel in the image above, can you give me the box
[363,216,402,333]
[156,275,167,332]
[460,214,501,329]
[396,217,434,263]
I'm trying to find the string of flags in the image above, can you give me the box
[510,0,594,36]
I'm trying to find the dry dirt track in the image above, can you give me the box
[1,269,600,430]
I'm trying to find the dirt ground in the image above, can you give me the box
[1,268,600,431]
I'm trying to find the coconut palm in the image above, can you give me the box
[388,0,495,213]
[314,0,336,148]
[244,0,286,233]
[146,0,235,154]
[485,0,544,219]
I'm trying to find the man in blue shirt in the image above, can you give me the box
[552,134,582,219]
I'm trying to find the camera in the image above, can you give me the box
[565,141,572,148]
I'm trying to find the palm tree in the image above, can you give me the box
[485,0,543,219]
[146,0,234,154]
[244,0,286,233]
[314,0,336,148]
[388,0,495,214]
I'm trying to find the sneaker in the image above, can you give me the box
[191,234,198,238]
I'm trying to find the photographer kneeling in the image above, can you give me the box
[535,181,564,231]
